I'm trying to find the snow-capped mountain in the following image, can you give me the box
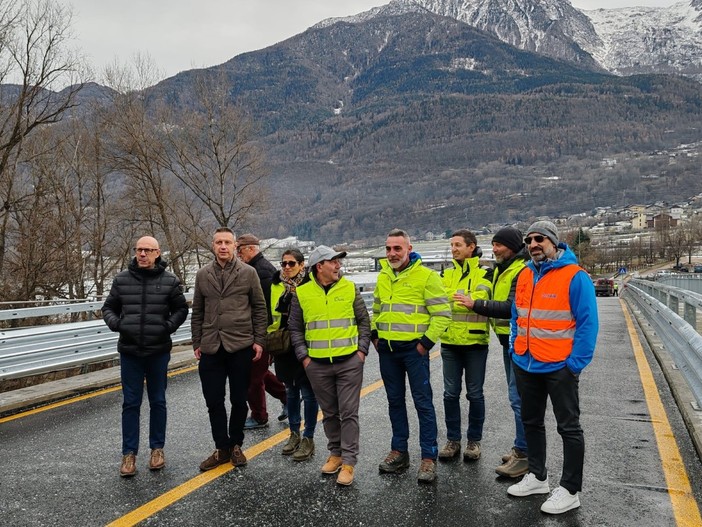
[316,0,702,81]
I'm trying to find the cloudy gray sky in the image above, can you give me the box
[67,0,677,83]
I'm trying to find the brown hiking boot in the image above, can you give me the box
[292,437,315,461]
[378,450,410,473]
[199,448,231,471]
[149,448,165,471]
[496,448,528,478]
[336,465,354,486]
[231,445,247,467]
[438,440,461,460]
[282,431,301,455]
[417,458,437,483]
[120,453,136,477]
[321,455,343,474]
[463,440,481,461]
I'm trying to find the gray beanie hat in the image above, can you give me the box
[526,220,559,246]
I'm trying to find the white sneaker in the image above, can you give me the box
[540,486,581,514]
[507,472,550,497]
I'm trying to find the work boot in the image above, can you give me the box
[321,455,343,474]
[120,453,136,477]
[417,458,437,483]
[463,440,481,461]
[336,464,354,486]
[199,448,231,471]
[281,431,301,455]
[438,440,461,460]
[495,448,528,478]
[378,450,410,473]
[292,437,315,461]
[231,445,247,467]
[149,448,165,471]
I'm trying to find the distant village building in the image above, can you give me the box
[648,213,677,229]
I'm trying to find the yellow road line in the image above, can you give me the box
[108,375,390,527]
[0,365,198,424]
[622,301,702,526]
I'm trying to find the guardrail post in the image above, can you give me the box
[670,295,679,315]
[684,302,697,331]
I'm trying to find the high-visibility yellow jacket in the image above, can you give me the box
[372,255,451,346]
[440,256,492,345]
[296,276,359,360]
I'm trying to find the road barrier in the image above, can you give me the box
[0,290,375,381]
[624,279,702,407]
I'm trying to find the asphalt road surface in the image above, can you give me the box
[1,297,701,526]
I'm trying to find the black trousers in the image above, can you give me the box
[513,363,584,493]
[199,345,253,450]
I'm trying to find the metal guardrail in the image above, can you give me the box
[624,279,702,407]
[0,317,193,380]
[0,288,376,382]
[0,301,105,322]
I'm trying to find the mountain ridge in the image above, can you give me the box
[317,0,702,81]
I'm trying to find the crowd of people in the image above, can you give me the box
[101,222,598,515]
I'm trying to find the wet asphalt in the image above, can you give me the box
[1,297,701,526]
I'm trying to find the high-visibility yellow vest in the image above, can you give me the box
[268,282,285,334]
[440,256,492,345]
[491,258,526,335]
[514,264,580,362]
[372,258,450,343]
[296,276,358,360]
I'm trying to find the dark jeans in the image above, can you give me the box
[285,376,318,438]
[501,341,527,453]
[514,363,584,493]
[440,345,488,442]
[199,345,254,450]
[120,351,170,455]
[378,340,438,460]
[248,348,287,422]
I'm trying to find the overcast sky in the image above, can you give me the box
[66,0,678,83]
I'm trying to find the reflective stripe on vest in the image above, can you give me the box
[374,260,449,342]
[440,256,491,345]
[296,276,358,360]
[514,264,581,362]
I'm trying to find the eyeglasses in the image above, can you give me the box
[280,261,299,268]
[524,235,546,245]
[134,247,158,254]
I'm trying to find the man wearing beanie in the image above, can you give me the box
[506,221,598,515]
[463,227,529,477]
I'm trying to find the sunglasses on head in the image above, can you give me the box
[524,235,547,244]
[280,261,299,268]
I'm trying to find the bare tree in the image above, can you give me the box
[101,55,199,282]
[0,0,84,278]
[160,72,269,231]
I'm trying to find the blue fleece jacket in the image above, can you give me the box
[509,243,598,374]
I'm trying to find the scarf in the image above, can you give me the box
[280,266,306,293]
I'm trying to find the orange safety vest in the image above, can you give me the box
[513,264,581,363]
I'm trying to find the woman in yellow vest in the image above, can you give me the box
[269,249,319,462]
[438,230,492,462]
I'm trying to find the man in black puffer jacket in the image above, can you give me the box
[102,236,189,478]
